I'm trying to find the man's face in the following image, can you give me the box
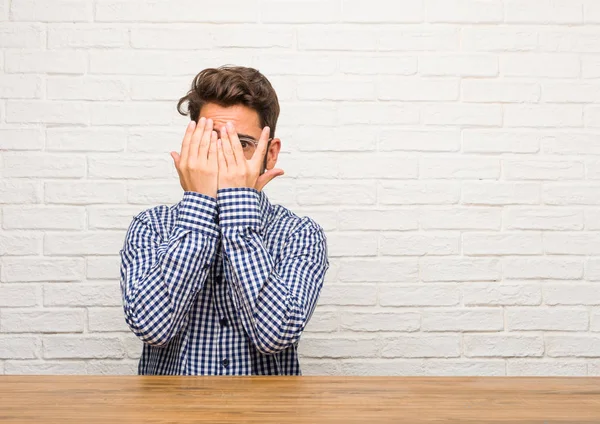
[199,103,280,174]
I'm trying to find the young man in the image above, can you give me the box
[118,66,329,375]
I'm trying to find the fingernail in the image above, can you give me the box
[188,121,195,129]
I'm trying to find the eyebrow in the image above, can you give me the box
[236,133,257,141]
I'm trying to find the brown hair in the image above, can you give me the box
[177,65,280,138]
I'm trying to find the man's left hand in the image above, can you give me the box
[217,121,284,192]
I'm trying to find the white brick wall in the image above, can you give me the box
[1,0,600,377]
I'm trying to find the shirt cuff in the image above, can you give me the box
[217,187,261,228]
[175,191,219,237]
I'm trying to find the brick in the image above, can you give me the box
[44,283,122,307]
[86,360,137,375]
[505,0,583,23]
[131,27,213,49]
[586,0,600,23]
[462,283,542,306]
[10,0,92,22]
[462,182,540,205]
[507,360,587,376]
[584,210,600,231]
[465,335,544,358]
[379,129,460,152]
[540,29,600,53]
[0,75,42,98]
[44,232,124,256]
[299,336,379,358]
[1,309,84,333]
[127,181,185,205]
[255,54,336,76]
[379,284,460,306]
[421,257,501,282]
[213,26,292,48]
[420,157,500,179]
[546,336,600,357]
[587,258,600,281]
[88,307,129,332]
[503,257,583,280]
[262,0,338,23]
[4,360,86,375]
[592,311,600,331]
[505,207,583,230]
[304,310,338,333]
[0,178,42,204]
[584,160,600,179]
[339,311,420,332]
[297,182,376,206]
[507,308,588,331]
[49,25,128,48]
[96,0,258,22]
[462,80,540,103]
[379,28,458,51]
[504,159,584,180]
[88,206,149,230]
[423,104,502,126]
[2,152,85,178]
[327,232,378,257]
[0,127,43,150]
[544,284,600,305]
[382,335,460,358]
[47,76,127,101]
[47,128,126,152]
[300,360,340,376]
[339,103,419,125]
[505,105,583,128]
[338,259,418,282]
[6,50,86,74]
[297,78,375,101]
[586,106,600,127]
[277,104,337,127]
[502,54,580,78]
[379,182,460,205]
[43,336,125,359]
[379,232,460,256]
[462,130,541,153]
[420,54,498,76]
[421,207,501,230]
[2,257,84,282]
[342,0,423,22]
[318,284,377,306]
[294,127,376,152]
[545,233,600,255]
[543,131,600,155]
[339,55,417,75]
[3,206,86,230]
[0,23,44,47]
[91,102,172,126]
[0,233,40,256]
[88,155,172,179]
[378,77,458,101]
[461,27,537,51]
[0,284,39,307]
[6,100,89,124]
[339,359,505,376]
[338,209,419,231]
[422,309,503,332]
[87,256,120,280]
[45,181,126,204]
[426,0,503,23]
[298,27,377,51]
[0,336,39,359]
[463,233,542,256]
[544,184,600,205]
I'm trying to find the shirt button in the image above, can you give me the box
[222,358,230,368]
[220,318,228,327]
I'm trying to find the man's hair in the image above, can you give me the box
[177,65,280,138]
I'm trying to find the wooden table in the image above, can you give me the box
[1,376,600,423]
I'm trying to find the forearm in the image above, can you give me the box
[120,191,219,346]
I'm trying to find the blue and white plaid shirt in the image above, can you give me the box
[119,187,329,375]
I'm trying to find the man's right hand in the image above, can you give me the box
[171,117,218,199]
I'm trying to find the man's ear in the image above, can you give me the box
[265,137,281,170]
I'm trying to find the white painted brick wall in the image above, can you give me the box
[1,0,600,377]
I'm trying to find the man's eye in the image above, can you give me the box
[240,140,249,148]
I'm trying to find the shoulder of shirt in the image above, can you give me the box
[271,204,326,239]
[130,202,180,237]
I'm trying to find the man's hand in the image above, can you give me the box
[171,117,219,199]
[216,121,284,192]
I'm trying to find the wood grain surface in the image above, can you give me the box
[1,376,600,423]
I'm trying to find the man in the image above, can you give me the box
[118,66,330,375]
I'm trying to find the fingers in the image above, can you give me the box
[208,130,217,164]
[179,120,196,165]
[220,125,236,166]
[216,137,227,171]
[255,168,284,192]
[226,121,245,160]
[198,118,213,162]
[252,126,271,163]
